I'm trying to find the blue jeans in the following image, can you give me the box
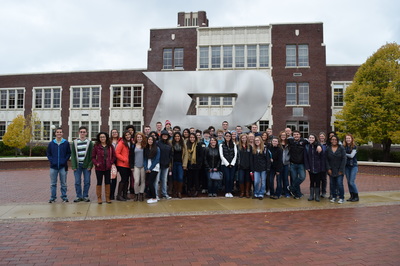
[281,164,290,196]
[50,168,67,200]
[158,167,169,197]
[269,167,282,197]
[253,171,266,198]
[74,163,91,198]
[331,174,344,200]
[345,165,359,193]
[290,163,306,197]
[173,162,184,182]
[207,171,219,194]
[222,165,236,193]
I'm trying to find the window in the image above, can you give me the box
[174,48,184,69]
[163,48,172,69]
[71,86,100,108]
[223,46,233,68]
[286,44,309,67]
[235,45,245,67]
[298,83,309,105]
[34,87,61,109]
[286,83,297,105]
[0,121,5,139]
[210,96,220,105]
[332,82,351,107]
[112,85,143,108]
[199,47,209,68]
[197,96,236,107]
[298,45,309,67]
[199,96,208,105]
[211,46,221,68]
[247,45,257,67]
[223,97,233,106]
[286,83,309,106]
[259,45,269,67]
[286,121,309,138]
[0,89,24,109]
[71,121,99,140]
[259,120,269,132]
[112,121,141,134]
[33,121,59,140]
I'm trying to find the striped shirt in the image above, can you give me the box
[76,139,89,163]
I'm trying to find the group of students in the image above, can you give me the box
[46,121,359,205]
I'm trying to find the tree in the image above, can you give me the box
[25,112,43,157]
[335,42,400,161]
[2,115,31,156]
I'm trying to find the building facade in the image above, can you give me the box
[0,11,359,141]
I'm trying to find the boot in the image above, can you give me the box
[315,187,320,202]
[177,182,183,199]
[239,184,245,198]
[116,182,126,201]
[133,194,139,202]
[105,184,112,204]
[173,181,178,198]
[351,193,359,202]
[245,182,251,198]
[139,193,144,202]
[347,192,354,202]
[308,187,315,201]
[123,183,129,200]
[96,185,102,204]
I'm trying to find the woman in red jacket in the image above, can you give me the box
[92,132,116,204]
[115,130,132,201]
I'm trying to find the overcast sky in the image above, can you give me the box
[0,0,399,75]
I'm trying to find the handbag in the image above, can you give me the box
[210,171,223,180]
[111,164,118,179]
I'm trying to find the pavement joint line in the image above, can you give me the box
[0,200,398,224]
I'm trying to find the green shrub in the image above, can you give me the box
[390,151,400,162]
[21,145,47,156]
[0,142,16,156]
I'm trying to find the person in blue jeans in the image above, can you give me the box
[251,136,271,199]
[46,127,71,203]
[219,132,237,198]
[71,126,94,202]
[344,133,359,202]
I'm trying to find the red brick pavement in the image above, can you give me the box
[0,168,399,204]
[0,205,399,265]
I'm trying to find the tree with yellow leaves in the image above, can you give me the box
[2,114,31,156]
[335,42,400,161]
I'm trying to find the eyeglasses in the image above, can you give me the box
[79,131,86,133]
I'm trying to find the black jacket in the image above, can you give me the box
[157,140,172,169]
[251,145,271,172]
[237,145,253,170]
[326,145,346,177]
[268,145,283,172]
[204,146,221,170]
[288,138,308,164]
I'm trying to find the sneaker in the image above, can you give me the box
[73,198,81,202]
[163,195,172,200]
[83,197,90,202]
[266,191,270,196]
[321,193,326,198]
[338,199,345,204]
[285,194,291,198]
[225,193,230,198]
[293,196,300,200]
[330,198,336,203]
[62,198,69,203]
[147,198,157,204]
[48,199,56,203]
[202,189,207,194]
[228,193,234,198]
[287,186,295,197]
[156,196,160,201]
[213,193,217,197]
[258,196,263,200]
[208,193,213,197]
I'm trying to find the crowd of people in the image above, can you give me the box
[46,120,360,205]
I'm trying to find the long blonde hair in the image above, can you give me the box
[252,136,264,154]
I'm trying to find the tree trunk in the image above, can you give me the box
[382,138,392,162]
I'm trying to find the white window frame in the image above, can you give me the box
[111,84,143,108]
[286,44,309,67]
[33,86,62,110]
[286,82,309,106]
[163,48,173,69]
[70,86,101,109]
[0,88,25,109]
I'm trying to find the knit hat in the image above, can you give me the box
[165,120,171,125]
[161,130,169,136]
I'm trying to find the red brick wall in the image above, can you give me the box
[271,23,329,135]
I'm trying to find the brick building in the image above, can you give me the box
[0,11,359,141]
